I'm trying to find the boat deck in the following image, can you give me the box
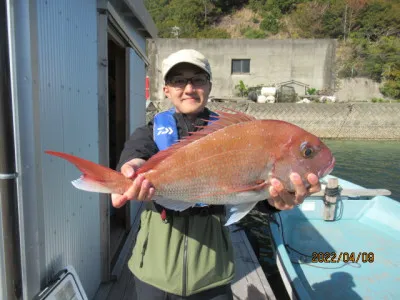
[230,225,276,299]
[94,219,276,300]
[287,218,399,299]
[270,175,400,300]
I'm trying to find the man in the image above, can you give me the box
[111,49,321,299]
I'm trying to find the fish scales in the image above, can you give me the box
[145,121,273,203]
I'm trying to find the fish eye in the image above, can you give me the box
[300,142,315,158]
[303,148,313,157]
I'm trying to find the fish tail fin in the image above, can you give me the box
[45,150,133,195]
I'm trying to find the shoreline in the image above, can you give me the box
[148,101,400,140]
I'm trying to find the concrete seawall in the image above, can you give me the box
[148,102,400,140]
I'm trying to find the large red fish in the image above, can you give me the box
[45,110,335,225]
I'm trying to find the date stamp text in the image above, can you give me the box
[311,252,375,263]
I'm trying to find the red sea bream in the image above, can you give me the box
[46,110,335,225]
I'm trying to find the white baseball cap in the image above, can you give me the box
[162,49,212,81]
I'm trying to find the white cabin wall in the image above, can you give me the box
[35,0,101,297]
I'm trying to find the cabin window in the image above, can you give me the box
[231,59,250,74]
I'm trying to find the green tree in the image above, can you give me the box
[288,1,329,38]
[213,0,247,13]
[145,0,222,38]
[260,15,279,34]
[249,0,299,14]
[320,0,367,40]
[362,37,400,81]
[380,70,400,99]
[273,0,298,14]
[342,0,367,41]
[355,1,400,41]
[338,36,400,99]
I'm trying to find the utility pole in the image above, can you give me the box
[203,0,208,23]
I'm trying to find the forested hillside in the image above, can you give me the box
[144,0,400,99]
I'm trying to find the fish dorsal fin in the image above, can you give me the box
[137,109,257,174]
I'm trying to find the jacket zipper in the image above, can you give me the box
[182,216,189,296]
[220,216,229,251]
[140,232,149,268]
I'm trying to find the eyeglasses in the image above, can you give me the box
[166,74,210,88]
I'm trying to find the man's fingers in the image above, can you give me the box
[112,194,128,208]
[111,177,154,207]
[307,173,319,186]
[268,173,322,210]
[135,174,145,188]
[268,184,294,210]
[121,164,135,178]
[269,185,279,198]
[308,184,321,194]
[120,158,146,179]
[111,159,153,207]
[290,173,307,204]
[138,179,150,201]
[122,175,143,200]
[271,178,297,206]
[270,179,283,194]
[307,173,321,194]
[146,187,155,201]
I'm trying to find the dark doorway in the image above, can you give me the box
[107,35,130,269]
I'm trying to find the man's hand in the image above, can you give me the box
[267,173,321,210]
[111,158,155,208]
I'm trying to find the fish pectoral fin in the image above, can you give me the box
[153,196,194,212]
[226,180,268,192]
[189,180,268,201]
[224,202,258,226]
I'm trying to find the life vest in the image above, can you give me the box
[153,108,179,151]
[153,107,218,150]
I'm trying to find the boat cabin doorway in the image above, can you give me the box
[107,32,131,270]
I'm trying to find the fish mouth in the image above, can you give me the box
[319,156,336,178]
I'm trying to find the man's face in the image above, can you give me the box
[163,63,212,115]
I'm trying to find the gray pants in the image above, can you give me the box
[134,275,233,300]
